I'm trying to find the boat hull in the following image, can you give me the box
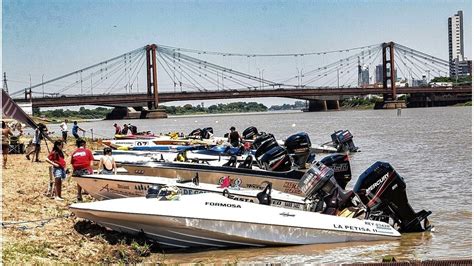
[70,194,400,248]
[75,174,308,210]
[121,162,305,195]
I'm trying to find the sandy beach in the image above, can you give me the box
[1,139,177,263]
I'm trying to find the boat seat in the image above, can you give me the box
[222,155,237,168]
[238,155,253,169]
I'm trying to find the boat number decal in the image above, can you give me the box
[205,202,241,208]
[282,182,302,194]
[134,184,151,191]
[135,141,148,146]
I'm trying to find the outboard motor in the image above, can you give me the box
[242,126,259,140]
[252,133,275,150]
[254,135,279,160]
[222,155,238,167]
[284,132,311,169]
[320,154,352,189]
[331,130,358,152]
[353,162,432,232]
[298,161,364,216]
[258,146,292,172]
[188,128,203,139]
[202,127,214,139]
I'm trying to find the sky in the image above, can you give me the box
[2,0,472,107]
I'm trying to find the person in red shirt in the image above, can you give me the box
[71,138,94,202]
[46,140,66,201]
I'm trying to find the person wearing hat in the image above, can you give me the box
[113,123,121,135]
[228,126,242,147]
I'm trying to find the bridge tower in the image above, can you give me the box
[376,41,406,109]
[139,44,167,118]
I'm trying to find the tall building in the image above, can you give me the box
[448,10,465,77]
[375,65,383,84]
[358,63,370,87]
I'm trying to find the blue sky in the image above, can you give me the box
[2,0,472,106]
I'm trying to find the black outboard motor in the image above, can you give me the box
[188,128,203,139]
[253,133,276,150]
[259,146,292,172]
[202,127,214,139]
[320,154,352,189]
[284,132,311,169]
[242,126,259,140]
[254,135,279,160]
[353,162,432,232]
[298,161,363,216]
[146,185,161,199]
[256,182,272,205]
[331,130,359,152]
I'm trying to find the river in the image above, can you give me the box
[49,106,472,263]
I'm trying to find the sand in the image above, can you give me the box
[1,138,172,263]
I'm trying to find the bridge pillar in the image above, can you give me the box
[379,41,405,109]
[326,100,340,110]
[307,100,328,112]
[144,44,167,119]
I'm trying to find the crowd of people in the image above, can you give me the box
[2,118,246,201]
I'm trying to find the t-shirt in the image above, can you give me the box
[71,147,94,172]
[48,151,66,169]
[60,122,68,132]
[72,125,79,135]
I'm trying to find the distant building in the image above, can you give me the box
[448,11,466,77]
[375,65,383,83]
[358,65,369,87]
[452,59,472,77]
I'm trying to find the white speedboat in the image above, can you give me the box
[74,174,308,211]
[70,193,400,248]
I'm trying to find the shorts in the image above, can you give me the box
[100,169,114,175]
[53,167,67,180]
[72,168,92,177]
[73,133,80,139]
[2,144,8,154]
[62,131,68,140]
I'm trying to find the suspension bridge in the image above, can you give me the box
[10,41,472,118]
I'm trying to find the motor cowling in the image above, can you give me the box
[331,130,359,152]
[202,127,214,139]
[320,154,352,189]
[353,161,432,232]
[298,161,362,215]
[258,146,292,172]
[284,132,311,169]
[254,134,279,160]
[253,133,276,150]
[242,126,259,140]
[188,128,202,138]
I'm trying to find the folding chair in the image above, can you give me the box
[8,136,22,154]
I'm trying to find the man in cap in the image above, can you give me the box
[228,126,242,147]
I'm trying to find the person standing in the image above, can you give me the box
[98,147,117,174]
[228,126,242,147]
[71,138,94,201]
[45,140,66,200]
[60,119,68,143]
[26,123,47,162]
[2,121,13,169]
[71,121,86,139]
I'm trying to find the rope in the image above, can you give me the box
[1,214,72,231]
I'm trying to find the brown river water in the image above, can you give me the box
[49,106,472,263]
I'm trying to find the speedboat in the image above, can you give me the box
[313,130,359,153]
[70,192,400,248]
[74,174,308,211]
